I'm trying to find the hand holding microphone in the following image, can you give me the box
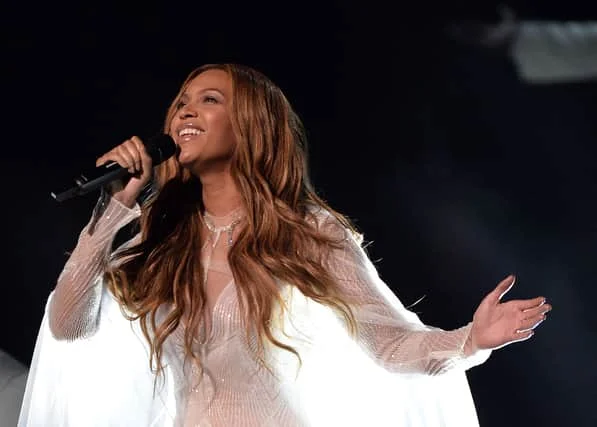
[95,136,154,208]
[51,134,176,205]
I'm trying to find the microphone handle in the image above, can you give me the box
[51,162,130,202]
[50,134,175,203]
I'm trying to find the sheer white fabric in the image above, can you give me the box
[19,195,491,426]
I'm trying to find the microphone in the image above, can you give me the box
[51,134,177,203]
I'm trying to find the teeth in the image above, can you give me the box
[179,128,203,137]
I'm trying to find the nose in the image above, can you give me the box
[178,104,198,119]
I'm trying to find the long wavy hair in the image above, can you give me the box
[106,63,359,377]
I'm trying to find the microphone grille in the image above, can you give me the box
[146,134,176,165]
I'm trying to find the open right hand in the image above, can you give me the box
[95,136,153,208]
[471,275,551,351]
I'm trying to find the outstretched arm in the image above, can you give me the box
[319,213,550,375]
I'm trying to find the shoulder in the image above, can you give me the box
[304,204,364,246]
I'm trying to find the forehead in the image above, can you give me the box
[184,69,232,94]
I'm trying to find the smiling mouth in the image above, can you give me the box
[178,128,204,139]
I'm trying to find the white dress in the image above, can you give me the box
[19,195,491,426]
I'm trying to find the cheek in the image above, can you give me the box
[224,121,237,144]
[211,116,236,147]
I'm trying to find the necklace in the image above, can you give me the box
[202,208,244,247]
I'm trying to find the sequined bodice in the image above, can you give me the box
[172,208,305,426]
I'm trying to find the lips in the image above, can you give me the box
[175,123,205,142]
[179,128,203,137]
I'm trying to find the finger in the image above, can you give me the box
[518,314,546,332]
[511,329,534,343]
[131,136,150,172]
[523,302,551,318]
[120,140,141,173]
[96,141,137,172]
[491,274,515,303]
[96,152,124,168]
[517,296,547,311]
[115,145,136,174]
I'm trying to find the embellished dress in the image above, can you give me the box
[19,196,491,426]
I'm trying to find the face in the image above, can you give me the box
[169,69,236,174]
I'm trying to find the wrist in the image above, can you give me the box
[464,324,479,356]
[112,192,138,209]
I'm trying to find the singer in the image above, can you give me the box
[19,64,551,426]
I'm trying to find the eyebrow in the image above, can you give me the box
[181,88,226,100]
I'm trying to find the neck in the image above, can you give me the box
[199,170,243,216]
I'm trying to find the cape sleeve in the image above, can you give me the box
[18,194,182,426]
[18,289,180,427]
[317,211,492,375]
[49,193,141,340]
[268,210,490,426]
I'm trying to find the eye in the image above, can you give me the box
[175,100,186,110]
[203,95,219,104]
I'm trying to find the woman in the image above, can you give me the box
[19,64,551,426]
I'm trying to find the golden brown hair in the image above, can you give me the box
[106,63,358,376]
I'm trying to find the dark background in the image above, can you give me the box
[3,1,596,426]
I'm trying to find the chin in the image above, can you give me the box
[177,152,205,177]
[176,149,196,166]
